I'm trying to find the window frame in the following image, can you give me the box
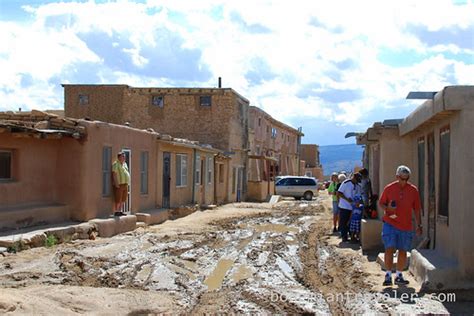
[102,146,112,196]
[0,150,13,181]
[78,94,89,105]
[200,95,212,107]
[151,95,164,108]
[195,154,201,185]
[438,126,450,220]
[140,151,149,195]
[207,157,213,184]
[176,153,188,187]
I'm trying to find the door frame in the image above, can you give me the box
[427,132,436,249]
[121,148,131,213]
[162,152,171,209]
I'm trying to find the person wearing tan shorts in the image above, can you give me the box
[112,152,130,216]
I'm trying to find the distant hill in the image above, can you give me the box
[319,144,364,177]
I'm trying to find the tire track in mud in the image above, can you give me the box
[299,214,372,315]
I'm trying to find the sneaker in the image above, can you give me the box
[383,275,392,286]
[114,212,125,217]
[333,227,337,233]
[395,275,409,285]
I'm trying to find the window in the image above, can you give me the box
[140,151,149,194]
[271,127,277,138]
[79,94,89,105]
[256,145,260,155]
[176,154,188,187]
[417,137,425,211]
[152,96,164,108]
[200,96,211,106]
[0,150,12,180]
[232,167,236,193]
[305,171,312,177]
[195,154,201,185]
[207,157,213,184]
[102,147,112,196]
[219,164,224,183]
[439,127,450,218]
[266,126,270,133]
[258,118,261,126]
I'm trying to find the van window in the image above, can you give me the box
[301,178,316,186]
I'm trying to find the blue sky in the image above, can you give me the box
[1,0,473,145]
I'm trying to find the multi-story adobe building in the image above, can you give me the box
[299,144,324,181]
[247,106,304,201]
[63,84,249,202]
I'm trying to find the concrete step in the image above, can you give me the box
[410,249,463,291]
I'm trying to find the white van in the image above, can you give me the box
[275,176,319,200]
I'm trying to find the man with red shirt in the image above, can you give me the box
[379,165,422,286]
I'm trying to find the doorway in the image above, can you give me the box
[427,133,436,249]
[121,148,131,213]
[163,152,171,209]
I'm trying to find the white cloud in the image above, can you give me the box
[0,0,472,145]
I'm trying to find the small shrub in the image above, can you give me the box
[7,238,28,253]
[45,234,58,248]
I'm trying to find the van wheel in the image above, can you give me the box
[304,191,313,201]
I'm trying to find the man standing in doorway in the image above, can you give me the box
[112,151,130,216]
[337,172,362,242]
[379,165,422,286]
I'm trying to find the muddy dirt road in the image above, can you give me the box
[0,193,456,314]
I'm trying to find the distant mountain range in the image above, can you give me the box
[319,144,364,177]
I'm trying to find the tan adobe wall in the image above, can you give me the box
[249,107,300,176]
[156,142,195,208]
[300,144,320,168]
[214,159,230,204]
[76,120,159,220]
[0,135,79,208]
[405,110,474,278]
[123,88,241,152]
[64,86,248,153]
[303,167,324,181]
[64,85,126,123]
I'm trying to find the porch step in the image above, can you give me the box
[409,249,465,291]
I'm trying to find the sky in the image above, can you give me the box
[0,0,473,146]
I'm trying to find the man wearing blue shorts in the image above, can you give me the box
[379,165,422,286]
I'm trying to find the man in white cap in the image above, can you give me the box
[379,165,422,286]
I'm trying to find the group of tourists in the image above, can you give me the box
[328,165,423,286]
[328,168,372,243]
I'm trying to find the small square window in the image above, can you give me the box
[200,96,211,106]
[79,94,89,105]
[152,96,164,107]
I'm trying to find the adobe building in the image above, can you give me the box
[356,86,474,290]
[299,144,324,181]
[0,110,227,232]
[63,84,249,202]
[247,106,304,201]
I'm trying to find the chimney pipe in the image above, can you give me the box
[218,77,222,88]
